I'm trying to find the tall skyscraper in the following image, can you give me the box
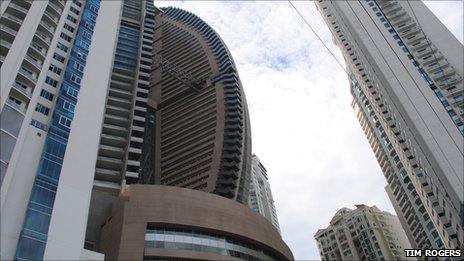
[316,0,464,250]
[1,0,105,259]
[1,2,286,260]
[146,7,252,203]
[315,205,412,260]
[351,83,441,250]
[248,154,281,232]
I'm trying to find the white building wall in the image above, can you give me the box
[316,0,463,249]
[43,1,123,259]
[247,154,281,233]
[0,127,46,260]
[1,1,74,259]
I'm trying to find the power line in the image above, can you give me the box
[287,0,348,75]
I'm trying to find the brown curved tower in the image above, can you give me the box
[143,7,252,203]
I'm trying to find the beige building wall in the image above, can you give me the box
[99,185,293,261]
[314,205,412,260]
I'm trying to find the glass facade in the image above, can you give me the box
[144,226,279,261]
[14,1,100,260]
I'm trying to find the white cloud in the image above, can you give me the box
[154,1,463,259]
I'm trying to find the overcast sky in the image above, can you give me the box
[156,1,463,259]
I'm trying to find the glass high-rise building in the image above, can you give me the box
[316,0,463,250]
[1,2,275,260]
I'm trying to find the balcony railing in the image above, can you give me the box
[12,82,32,98]
[6,99,24,113]
[39,21,56,34]
[18,68,37,83]
[24,55,43,70]
[0,25,17,36]
[0,39,12,49]
[4,13,23,24]
[36,33,51,45]
[9,2,28,14]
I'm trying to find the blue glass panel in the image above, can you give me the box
[15,1,100,259]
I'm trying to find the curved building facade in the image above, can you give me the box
[99,185,293,261]
[146,7,252,203]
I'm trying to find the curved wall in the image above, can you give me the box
[99,185,293,260]
[149,7,251,203]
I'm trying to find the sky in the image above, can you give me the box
[155,1,463,260]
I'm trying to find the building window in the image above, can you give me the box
[49,64,62,75]
[57,42,68,53]
[73,61,84,72]
[145,226,279,260]
[58,115,71,128]
[35,103,50,116]
[53,53,65,63]
[45,76,58,87]
[70,6,80,15]
[70,74,81,84]
[76,51,87,60]
[72,0,82,7]
[66,86,79,98]
[40,89,54,101]
[60,32,72,42]
[67,14,77,24]
[62,100,75,113]
[63,23,75,33]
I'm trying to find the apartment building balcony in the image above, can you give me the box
[0,25,17,40]
[38,21,56,35]
[106,104,130,117]
[5,98,26,114]
[100,133,126,148]
[95,167,121,183]
[383,6,402,17]
[8,2,29,15]
[379,1,397,11]
[125,171,139,179]
[414,46,437,59]
[432,67,457,82]
[128,147,142,154]
[29,43,47,58]
[96,155,124,170]
[108,87,132,100]
[11,82,32,100]
[387,11,407,23]
[102,123,128,136]
[47,2,63,15]
[112,71,134,83]
[0,39,12,52]
[18,67,37,84]
[99,145,125,161]
[93,179,121,194]
[107,96,132,108]
[401,28,421,39]
[395,22,417,34]
[24,54,43,71]
[405,34,426,46]
[104,114,129,127]
[2,13,23,29]
[43,10,59,25]
[111,79,133,91]
[35,32,51,46]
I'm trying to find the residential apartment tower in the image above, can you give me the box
[315,205,412,260]
[316,0,464,250]
[248,154,280,232]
